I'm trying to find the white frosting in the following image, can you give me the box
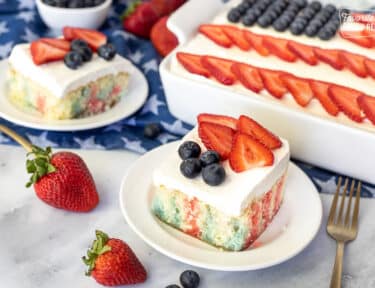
[153,127,290,217]
[169,2,375,133]
[8,43,134,98]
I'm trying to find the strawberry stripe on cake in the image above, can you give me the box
[176,52,375,127]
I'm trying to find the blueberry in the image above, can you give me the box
[309,18,325,28]
[266,9,278,20]
[290,20,306,35]
[281,12,295,23]
[178,141,201,160]
[318,28,336,40]
[293,0,307,9]
[68,0,84,8]
[242,13,257,26]
[302,7,316,19]
[71,39,89,51]
[180,159,201,179]
[202,163,226,186]
[180,270,200,288]
[271,4,284,15]
[227,9,241,23]
[64,51,83,69]
[75,46,92,62]
[286,4,300,15]
[98,43,116,61]
[304,24,319,36]
[273,18,290,31]
[237,2,251,14]
[257,14,273,27]
[166,285,180,288]
[200,150,220,167]
[310,1,322,12]
[143,123,161,139]
[251,7,264,17]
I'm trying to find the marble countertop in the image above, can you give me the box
[0,144,374,288]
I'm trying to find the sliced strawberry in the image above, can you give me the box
[237,115,282,149]
[200,56,236,85]
[350,12,375,25]
[30,41,68,65]
[339,51,368,78]
[176,52,209,77]
[151,16,178,57]
[339,30,373,48]
[221,25,251,51]
[39,38,70,51]
[357,94,375,125]
[197,113,237,129]
[63,27,107,51]
[243,31,269,56]
[364,58,375,79]
[230,62,263,93]
[229,133,274,173]
[280,74,314,107]
[328,85,364,122]
[262,36,297,62]
[259,69,287,99]
[309,80,339,116]
[198,122,235,160]
[287,41,318,65]
[199,24,232,48]
[313,47,344,70]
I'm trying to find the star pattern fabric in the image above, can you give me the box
[0,0,374,197]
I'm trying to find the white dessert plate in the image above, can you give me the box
[0,59,148,131]
[120,141,323,271]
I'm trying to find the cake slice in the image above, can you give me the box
[7,28,132,120]
[152,114,290,251]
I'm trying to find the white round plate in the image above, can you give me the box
[120,142,323,271]
[0,59,148,131]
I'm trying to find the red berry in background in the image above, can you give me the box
[83,230,147,286]
[26,145,99,212]
[151,16,178,56]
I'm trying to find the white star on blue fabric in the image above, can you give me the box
[161,120,190,135]
[16,11,35,23]
[26,132,58,148]
[140,94,164,115]
[121,137,147,153]
[17,0,35,9]
[0,21,9,35]
[128,50,144,64]
[0,41,13,58]
[0,133,10,144]
[157,133,178,144]
[74,137,105,150]
[125,117,137,126]
[103,123,123,132]
[21,27,39,42]
[112,30,136,41]
[142,59,158,73]
[313,176,338,194]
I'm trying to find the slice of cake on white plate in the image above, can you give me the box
[7,27,133,120]
[152,113,290,251]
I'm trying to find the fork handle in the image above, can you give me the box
[330,241,345,288]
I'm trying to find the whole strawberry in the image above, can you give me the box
[26,145,99,212]
[83,230,147,286]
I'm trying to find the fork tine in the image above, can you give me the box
[352,181,361,230]
[328,177,342,225]
[337,178,349,225]
[344,180,356,226]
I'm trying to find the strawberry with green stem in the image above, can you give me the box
[83,230,147,286]
[0,124,99,212]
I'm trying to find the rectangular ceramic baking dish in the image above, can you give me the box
[160,0,375,184]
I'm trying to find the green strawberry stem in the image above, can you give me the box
[120,0,142,20]
[25,145,56,187]
[83,230,112,276]
[0,124,33,152]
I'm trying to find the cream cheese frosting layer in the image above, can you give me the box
[8,43,134,98]
[153,127,290,217]
[169,1,375,133]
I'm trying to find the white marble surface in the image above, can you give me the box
[0,144,374,288]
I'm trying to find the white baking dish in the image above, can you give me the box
[160,0,375,184]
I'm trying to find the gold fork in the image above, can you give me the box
[327,177,361,288]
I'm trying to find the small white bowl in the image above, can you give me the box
[36,0,112,31]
